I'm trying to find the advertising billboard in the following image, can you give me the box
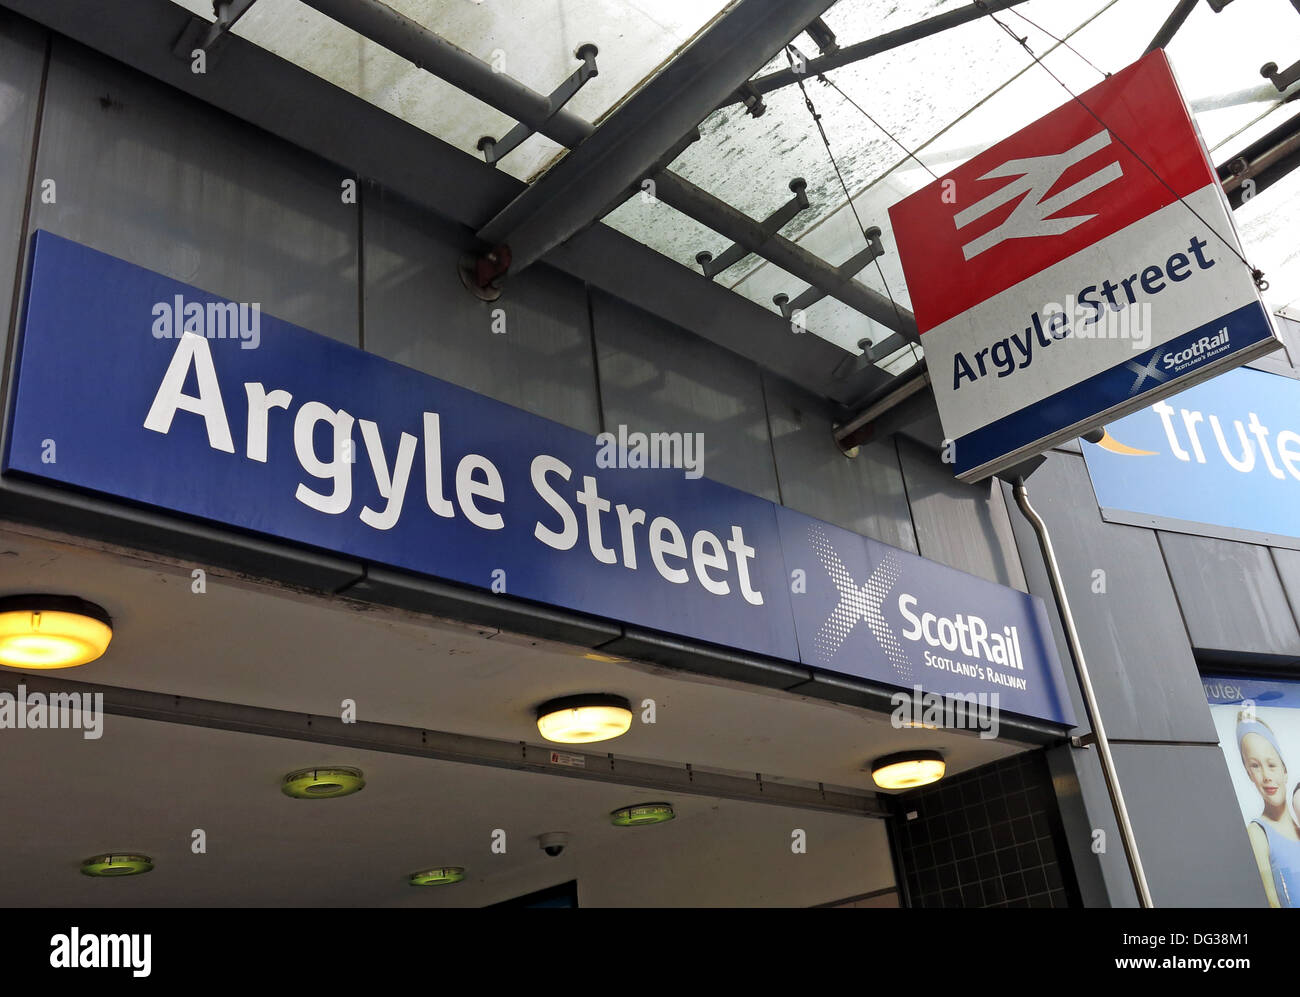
[1082,365,1300,547]
[1206,674,1300,907]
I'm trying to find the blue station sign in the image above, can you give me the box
[4,233,1074,726]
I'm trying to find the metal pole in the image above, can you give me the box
[1012,477,1154,907]
[1145,0,1200,55]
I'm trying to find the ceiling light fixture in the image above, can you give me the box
[536,694,632,744]
[871,750,946,790]
[0,595,112,669]
[81,854,153,877]
[609,802,675,827]
[281,766,365,799]
[409,866,466,886]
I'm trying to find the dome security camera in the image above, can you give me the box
[538,832,569,858]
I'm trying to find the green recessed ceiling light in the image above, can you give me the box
[281,766,365,799]
[81,854,153,877]
[409,866,466,886]
[609,802,675,827]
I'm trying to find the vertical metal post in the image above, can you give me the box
[1013,477,1155,908]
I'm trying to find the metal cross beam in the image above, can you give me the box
[717,0,1033,109]
[696,178,809,279]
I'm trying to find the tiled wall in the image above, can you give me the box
[893,751,1081,908]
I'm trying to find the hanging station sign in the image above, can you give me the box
[888,50,1278,482]
[4,232,1074,726]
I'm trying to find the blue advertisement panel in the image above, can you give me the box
[1082,365,1300,543]
[4,233,1074,726]
[1204,674,1300,908]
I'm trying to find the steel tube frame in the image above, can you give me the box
[1012,478,1155,908]
[299,0,920,338]
[472,0,839,268]
[718,0,1033,107]
[653,171,920,341]
[297,0,592,149]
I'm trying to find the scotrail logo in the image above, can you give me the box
[808,525,1031,694]
[808,526,910,680]
[954,129,1123,260]
[1126,328,1229,395]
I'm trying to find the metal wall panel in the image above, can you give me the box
[897,436,1026,591]
[591,289,779,501]
[764,373,916,553]
[1002,453,1217,743]
[363,186,601,433]
[29,38,358,345]
[1112,741,1269,907]
[0,10,45,377]
[1272,546,1300,627]
[1159,531,1300,661]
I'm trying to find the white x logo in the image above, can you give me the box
[1125,353,1169,396]
[808,526,912,680]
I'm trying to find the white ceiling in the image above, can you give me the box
[0,520,1025,903]
[0,714,893,906]
[0,522,1024,793]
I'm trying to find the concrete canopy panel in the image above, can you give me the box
[763,373,917,553]
[363,186,602,434]
[591,289,779,501]
[29,36,359,344]
[1159,531,1300,662]
[1002,452,1216,743]
[897,436,1026,591]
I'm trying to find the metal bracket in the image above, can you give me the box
[773,225,884,324]
[457,244,512,301]
[1262,58,1300,94]
[736,81,767,118]
[805,16,839,55]
[478,44,599,167]
[695,178,808,279]
[171,0,260,63]
[1071,732,1097,749]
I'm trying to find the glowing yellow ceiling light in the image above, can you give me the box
[536,695,632,744]
[0,596,112,669]
[871,750,946,790]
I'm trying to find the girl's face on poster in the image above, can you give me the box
[1243,733,1287,805]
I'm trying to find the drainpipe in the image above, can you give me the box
[1011,466,1155,908]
